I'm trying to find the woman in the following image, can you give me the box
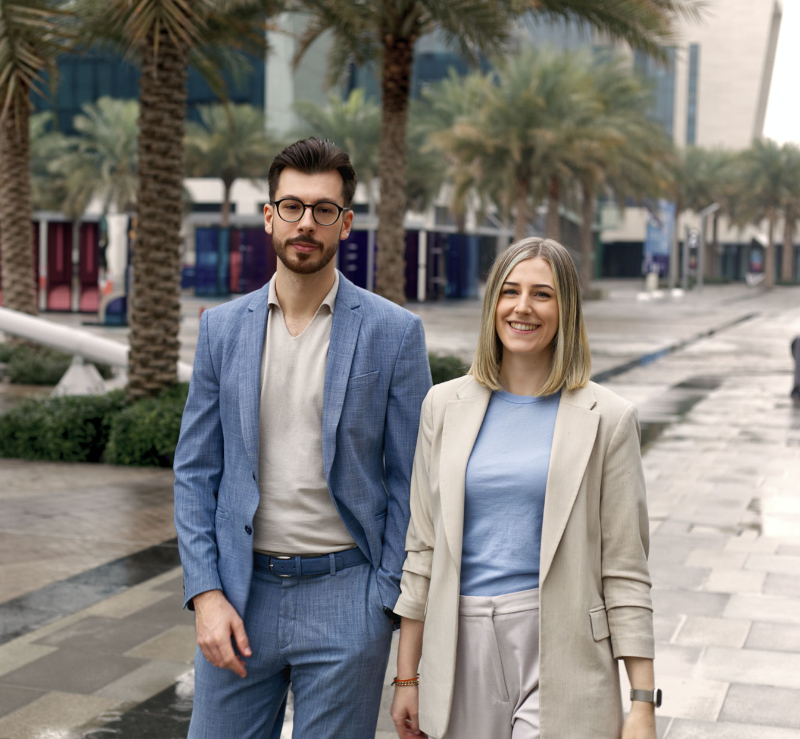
[390,238,657,739]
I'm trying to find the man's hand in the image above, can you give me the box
[193,589,251,678]
[622,702,656,739]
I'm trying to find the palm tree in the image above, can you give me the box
[780,144,800,283]
[0,1,71,316]
[76,0,281,400]
[737,139,788,290]
[31,111,70,213]
[434,49,598,244]
[185,104,278,228]
[294,0,702,304]
[49,97,139,219]
[295,90,445,218]
[571,54,674,295]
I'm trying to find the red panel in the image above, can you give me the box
[47,222,72,312]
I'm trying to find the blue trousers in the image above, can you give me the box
[189,561,393,739]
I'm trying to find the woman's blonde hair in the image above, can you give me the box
[469,237,591,396]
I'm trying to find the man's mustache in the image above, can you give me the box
[286,236,325,249]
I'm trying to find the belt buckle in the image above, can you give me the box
[269,555,294,577]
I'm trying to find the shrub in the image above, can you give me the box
[428,352,468,385]
[106,384,190,467]
[0,343,113,385]
[0,390,126,462]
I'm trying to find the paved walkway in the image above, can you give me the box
[1,282,800,738]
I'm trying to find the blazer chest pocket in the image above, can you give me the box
[347,370,379,390]
[589,606,610,641]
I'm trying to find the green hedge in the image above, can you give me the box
[0,343,113,385]
[429,352,468,385]
[105,384,189,467]
[0,390,125,462]
[0,353,468,466]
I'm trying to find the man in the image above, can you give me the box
[174,138,432,738]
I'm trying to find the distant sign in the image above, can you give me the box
[642,200,675,277]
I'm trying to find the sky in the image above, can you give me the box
[763,0,800,144]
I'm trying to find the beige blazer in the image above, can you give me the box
[393,376,654,739]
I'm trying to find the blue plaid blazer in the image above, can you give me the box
[173,273,432,616]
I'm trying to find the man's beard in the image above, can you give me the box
[273,233,339,275]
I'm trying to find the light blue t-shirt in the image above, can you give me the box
[460,388,561,597]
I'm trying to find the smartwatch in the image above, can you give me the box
[630,689,662,708]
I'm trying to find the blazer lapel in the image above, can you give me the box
[322,275,362,480]
[239,284,270,482]
[439,379,491,568]
[539,385,599,585]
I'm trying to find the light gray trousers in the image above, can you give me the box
[443,588,540,739]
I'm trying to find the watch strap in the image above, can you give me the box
[630,688,662,707]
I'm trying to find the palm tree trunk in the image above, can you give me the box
[221,180,233,229]
[514,176,530,242]
[782,212,796,283]
[375,34,415,305]
[127,29,188,401]
[546,175,560,241]
[579,181,595,297]
[0,100,37,316]
[765,209,776,290]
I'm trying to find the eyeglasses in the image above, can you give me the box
[270,198,349,226]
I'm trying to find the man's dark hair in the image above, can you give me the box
[268,137,357,207]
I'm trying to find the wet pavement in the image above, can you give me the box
[1,281,800,738]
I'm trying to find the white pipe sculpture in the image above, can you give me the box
[0,306,192,382]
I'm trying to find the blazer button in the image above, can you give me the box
[245,525,252,536]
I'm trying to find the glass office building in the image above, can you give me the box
[33,48,265,134]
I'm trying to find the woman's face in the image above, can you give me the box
[494,257,559,360]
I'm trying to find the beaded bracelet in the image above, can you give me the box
[392,674,420,687]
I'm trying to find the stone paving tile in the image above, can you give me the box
[723,594,800,624]
[653,644,703,676]
[696,647,800,690]
[763,573,800,598]
[95,661,193,703]
[745,622,800,653]
[667,720,800,738]
[650,564,710,590]
[0,647,145,694]
[651,589,730,618]
[124,625,197,663]
[746,554,800,576]
[0,685,47,720]
[685,550,748,570]
[719,684,800,730]
[654,614,685,643]
[703,568,766,594]
[0,692,120,739]
[34,614,171,654]
[674,617,751,649]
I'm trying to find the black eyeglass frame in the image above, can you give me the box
[269,198,351,226]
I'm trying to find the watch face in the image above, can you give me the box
[655,688,663,708]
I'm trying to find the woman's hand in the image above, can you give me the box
[621,703,656,739]
[391,686,427,738]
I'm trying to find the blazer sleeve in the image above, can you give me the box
[393,388,435,621]
[173,309,224,609]
[600,403,655,659]
[377,316,432,609]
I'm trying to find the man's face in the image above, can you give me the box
[264,168,354,276]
